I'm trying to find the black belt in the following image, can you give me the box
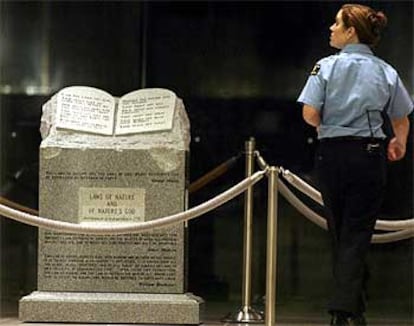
[319,136,384,143]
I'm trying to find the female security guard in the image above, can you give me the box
[297,4,413,326]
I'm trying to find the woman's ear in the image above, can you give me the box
[346,26,359,42]
[347,26,356,38]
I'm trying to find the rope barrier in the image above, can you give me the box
[279,168,414,231]
[279,168,323,205]
[278,179,327,230]
[0,170,265,235]
[188,153,241,194]
[278,178,414,243]
[254,149,413,241]
[0,196,39,216]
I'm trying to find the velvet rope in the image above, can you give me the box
[0,170,265,235]
[278,178,414,243]
[279,168,414,231]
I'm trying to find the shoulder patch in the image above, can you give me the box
[311,64,321,75]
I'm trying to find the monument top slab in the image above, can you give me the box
[40,86,190,151]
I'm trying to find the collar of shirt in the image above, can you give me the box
[340,43,373,56]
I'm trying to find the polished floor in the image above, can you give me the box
[1,300,413,325]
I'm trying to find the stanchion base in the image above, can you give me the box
[222,306,264,323]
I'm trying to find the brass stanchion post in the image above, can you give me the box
[265,167,278,326]
[223,137,264,323]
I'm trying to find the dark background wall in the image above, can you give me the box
[0,0,412,319]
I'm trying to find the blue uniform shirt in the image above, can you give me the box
[298,43,414,139]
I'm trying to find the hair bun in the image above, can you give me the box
[373,11,388,29]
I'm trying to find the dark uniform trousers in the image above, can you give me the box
[315,138,387,315]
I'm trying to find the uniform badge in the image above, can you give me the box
[311,64,321,75]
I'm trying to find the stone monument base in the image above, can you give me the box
[19,291,204,324]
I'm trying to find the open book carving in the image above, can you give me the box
[56,86,176,135]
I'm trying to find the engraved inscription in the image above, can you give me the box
[116,89,176,135]
[43,170,180,184]
[41,232,179,288]
[56,86,115,135]
[79,187,145,222]
[42,254,176,287]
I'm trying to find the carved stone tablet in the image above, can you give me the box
[19,89,203,324]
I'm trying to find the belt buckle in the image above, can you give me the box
[366,142,380,153]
